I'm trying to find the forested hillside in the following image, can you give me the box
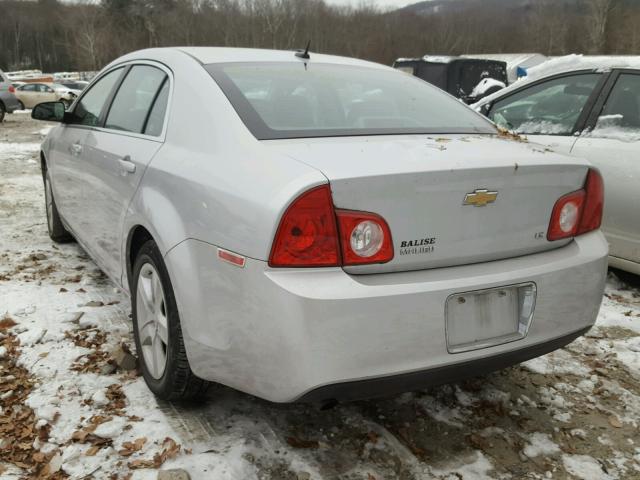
[0,0,636,72]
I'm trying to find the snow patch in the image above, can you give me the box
[562,454,614,480]
[431,450,494,479]
[522,349,590,376]
[523,432,561,458]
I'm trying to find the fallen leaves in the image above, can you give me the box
[128,437,181,469]
[496,127,528,143]
[67,327,113,374]
[118,437,147,457]
[70,415,114,456]
[0,328,67,478]
[105,384,127,413]
[65,327,107,349]
[0,315,17,330]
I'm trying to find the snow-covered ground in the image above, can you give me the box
[1,112,640,479]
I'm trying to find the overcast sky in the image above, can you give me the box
[323,0,418,10]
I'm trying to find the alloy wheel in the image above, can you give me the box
[45,177,54,231]
[136,263,169,379]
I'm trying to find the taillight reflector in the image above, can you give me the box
[217,248,246,268]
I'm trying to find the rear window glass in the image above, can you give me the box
[206,62,495,140]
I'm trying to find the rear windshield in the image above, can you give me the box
[205,62,495,140]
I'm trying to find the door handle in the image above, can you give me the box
[118,156,136,174]
[71,142,83,155]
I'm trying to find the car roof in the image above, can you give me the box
[524,54,640,81]
[118,46,388,70]
[474,54,640,107]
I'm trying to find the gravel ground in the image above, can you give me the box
[1,112,639,480]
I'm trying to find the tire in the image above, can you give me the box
[610,268,640,288]
[0,103,5,122]
[132,240,208,400]
[18,100,25,111]
[43,169,73,242]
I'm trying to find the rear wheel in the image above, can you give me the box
[132,240,208,400]
[44,170,73,242]
[17,100,25,111]
[0,103,5,122]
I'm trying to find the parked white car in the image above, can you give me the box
[15,82,78,109]
[32,48,607,403]
[475,55,640,276]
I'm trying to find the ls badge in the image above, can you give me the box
[463,189,498,207]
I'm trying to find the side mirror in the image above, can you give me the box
[32,102,66,122]
[478,102,493,116]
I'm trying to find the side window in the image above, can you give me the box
[72,68,123,127]
[144,78,170,136]
[21,84,37,92]
[592,74,640,139]
[105,65,167,134]
[489,74,601,135]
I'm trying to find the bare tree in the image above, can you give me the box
[585,0,617,54]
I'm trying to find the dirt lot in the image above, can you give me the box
[1,112,639,479]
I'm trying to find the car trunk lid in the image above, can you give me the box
[264,134,589,274]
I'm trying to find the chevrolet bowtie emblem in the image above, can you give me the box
[464,189,498,207]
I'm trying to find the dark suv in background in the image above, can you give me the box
[0,69,22,122]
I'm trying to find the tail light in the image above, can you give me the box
[336,210,393,265]
[8,85,15,93]
[269,185,393,267]
[576,169,604,235]
[269,185,341,267]
[548,169,604,241]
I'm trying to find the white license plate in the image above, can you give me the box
[445,283,536,353]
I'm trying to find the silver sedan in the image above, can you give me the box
[32,48,608,403]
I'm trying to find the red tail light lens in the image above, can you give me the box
[577,169,604,235]
[547,168,604,241]
[336,210,394,265]
[268,185,340,267]
[269,185,394,267]
[8,85,15,93]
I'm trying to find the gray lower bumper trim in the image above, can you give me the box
[297,327,591,403]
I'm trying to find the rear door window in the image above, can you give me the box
[105,65,167,134]
[489,73,601,135]
[592,73,640,140]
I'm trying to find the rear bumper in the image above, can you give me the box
[298,326,590,402]
[165,231,608,403]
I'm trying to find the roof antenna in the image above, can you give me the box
[295,40,311,60]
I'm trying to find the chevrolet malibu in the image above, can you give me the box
[31,47,608,403]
